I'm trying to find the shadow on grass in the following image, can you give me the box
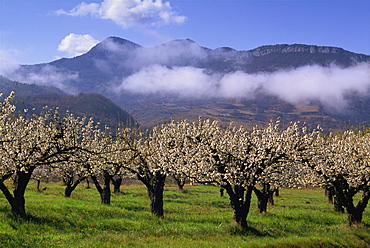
[353,234,370,246]
[230,225,269,237]
[123,206,147,212]
[0,207,10,215]
[0,233,31,248]
[352,223,370,245]
[4,211,78,231]
[361,223,370,228]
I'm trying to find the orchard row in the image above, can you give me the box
[0,91,369,229]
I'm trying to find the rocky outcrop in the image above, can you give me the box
[248,44,368,59]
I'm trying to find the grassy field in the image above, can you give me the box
[0,181,369,247]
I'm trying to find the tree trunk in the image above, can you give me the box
[0,180,13,203]
[333,181,370,226]
[223,184,253,230]
[12,171,33,218]
[173,174,186,191]
[220,188,224,197]
[64,176,86,197]
[64,176,73,197]
[148,183,165,217]
[64,186,73,198]
[254,183,274,213]
[333,186,345,213]
[325,186,335,204]
[102,171,111,204]
[268,192,274,206]
[91,171,111,205]
[36,180,41,191]
[85,177,91,189]
[0,171,34,219]
[275,188,279,197]
[347,209,363,226]
[111,177,122,193]
[177,181,185,191]
[139,172,166,218]
[346,190,370,226]
[234,207,249,229]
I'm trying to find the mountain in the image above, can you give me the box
[13,37,370,129]
[0,76,137,128]
[20,37,369,94]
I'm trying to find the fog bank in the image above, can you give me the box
[118,62,370,114]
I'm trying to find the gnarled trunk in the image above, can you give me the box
[36,180,41,191]
[0,171,33,218]
[223,184,253,230]
[347,210,363,226]
[254,183,275,213]
[172,174,186,192]
[274,188,279,197]
[64,176,86,197]
[12,171,34,218]
[333,181,370,226]
[346,190,370,226]
[111,177,122,193]
[101,172,111,205]
[91,171,112,205]
[85,177,91,189]
[325,186,335,204]
[139,171,166,217]
[333,186,345,213]
[148,182,165,217]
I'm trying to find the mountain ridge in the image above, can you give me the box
[24,37,370,70]
[9,37,370,129]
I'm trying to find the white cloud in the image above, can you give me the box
[58,33,100,57]
[0,50,20,76]
[119,65,216,97]
[55,2,101,16]
[129,40,207,69]
[12,65,80,94]
[0,52,79,94]
[218,71,264,98]
[55,0,186,28]
[263,63,370,112]
[0,49,78,94]
[117,63,370,114]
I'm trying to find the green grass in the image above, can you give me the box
[0,182,369,247]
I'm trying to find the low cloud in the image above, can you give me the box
[2,63,79,95]
[131,40,207,68]
[58,33,100,57]
[54,0,186,28]
[16,65,79,94]
[117,62,370,114]
[263,63,370,112]
[0,50,20,76]
[119,65,216,97]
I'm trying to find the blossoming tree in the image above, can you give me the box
[301,130,370,226]
[0,99,80,218]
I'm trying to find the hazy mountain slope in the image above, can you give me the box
[0,76,137,128]
[20,37,369,94]
[13,37,370,129]
[21,93,137,128]
[0,75,66,97]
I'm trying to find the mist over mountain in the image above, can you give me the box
[3,37,370,129]
[0,76,137,128]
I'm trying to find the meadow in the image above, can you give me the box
[0,181,369,247]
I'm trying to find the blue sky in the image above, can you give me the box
[0,0,369,65]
